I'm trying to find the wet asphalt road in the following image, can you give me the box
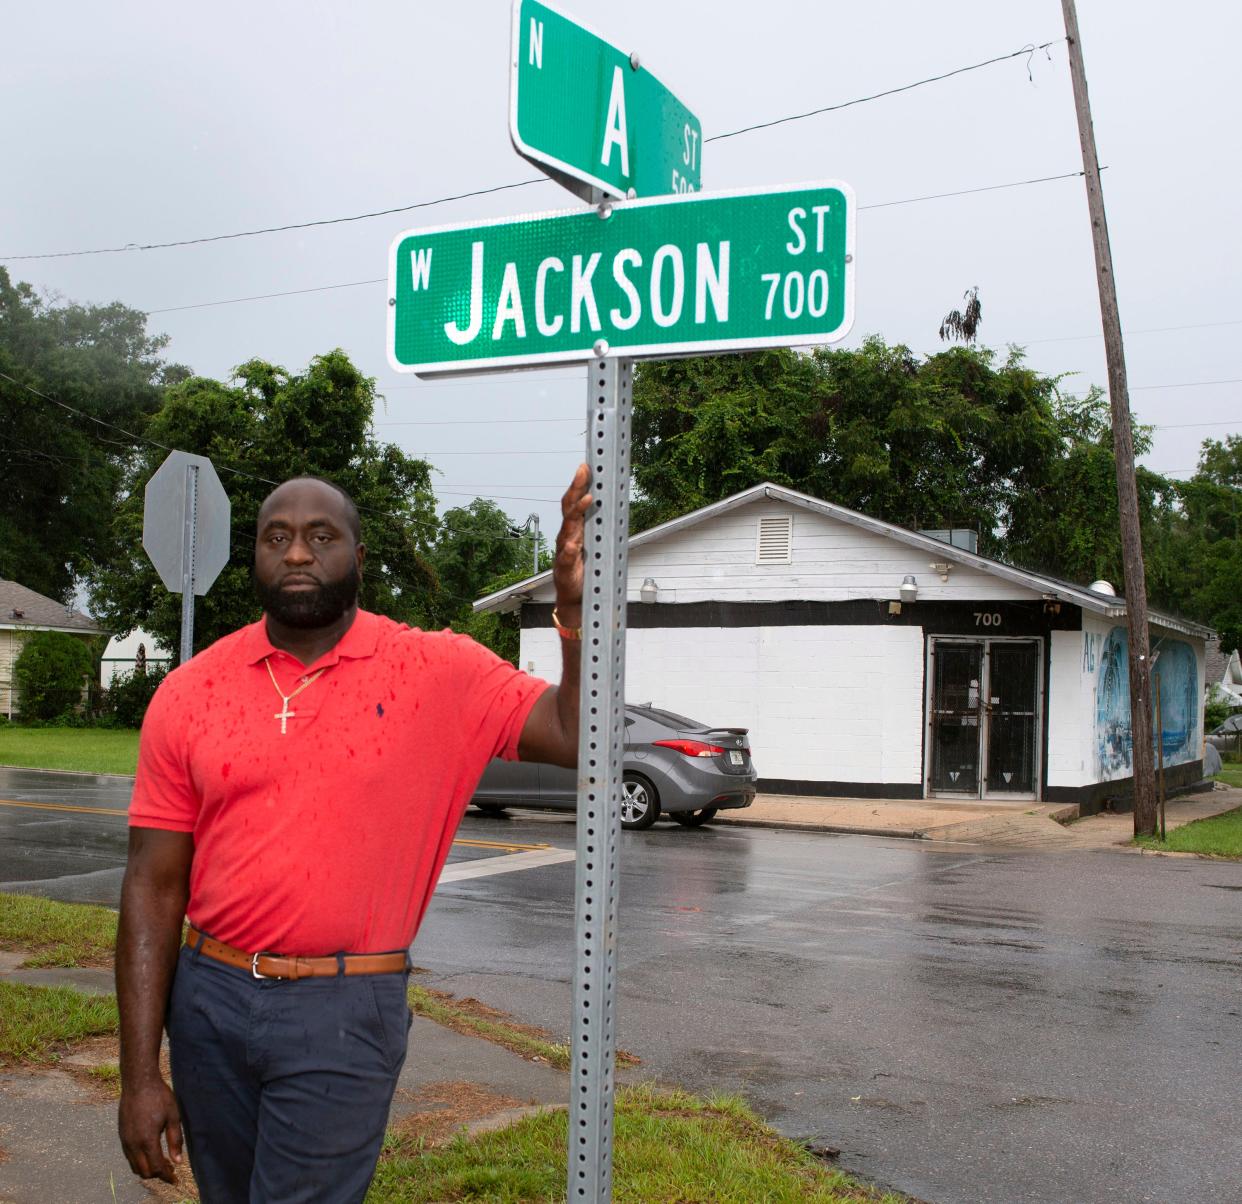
[3,766,1240,1204]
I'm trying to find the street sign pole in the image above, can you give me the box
[570,341,632,1204]
[178,462,199,664]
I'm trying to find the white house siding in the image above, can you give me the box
[616,501,1037,605]
[0,630,19,717]
[519,622,925,787]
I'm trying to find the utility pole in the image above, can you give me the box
[1061,0,1157,835]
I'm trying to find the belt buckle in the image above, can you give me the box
[251,952,283,980]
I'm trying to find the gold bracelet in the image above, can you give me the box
[551,608,583,640]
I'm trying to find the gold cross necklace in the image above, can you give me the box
[265,658,327,735]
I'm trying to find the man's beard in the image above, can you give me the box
[255,565,360,629]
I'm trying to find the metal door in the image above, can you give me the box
[927,639,1042,800]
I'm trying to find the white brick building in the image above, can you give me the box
[475,483,1211,811]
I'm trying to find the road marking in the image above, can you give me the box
[0,798,551,856]
[438,847,575,882]
[0,797,127,817]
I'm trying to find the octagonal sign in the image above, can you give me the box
[142,450,231,595]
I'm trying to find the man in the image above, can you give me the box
[117,466,591,1202]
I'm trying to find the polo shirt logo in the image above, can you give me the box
[376,703,385,718]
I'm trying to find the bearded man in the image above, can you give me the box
[116,467,591,1202]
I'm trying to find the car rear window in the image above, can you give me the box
[629,705,702,729]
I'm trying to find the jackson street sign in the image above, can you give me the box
[386,180,855,377]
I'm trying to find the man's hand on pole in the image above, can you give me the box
[517,464,592,767]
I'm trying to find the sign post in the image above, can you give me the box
[385,6,852,1198]
[142,450,231,663]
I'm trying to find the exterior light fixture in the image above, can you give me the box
[639,577,659,604]
[899,575,918,603]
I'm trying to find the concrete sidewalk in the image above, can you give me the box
[718,783,1242,850]
[0,963,573,1203]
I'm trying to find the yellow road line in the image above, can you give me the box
[0,799,550,852]
[0,797,127,817]
[450,837,550,852]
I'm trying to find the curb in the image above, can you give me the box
[716,815,924,840]
[0,762,136,782]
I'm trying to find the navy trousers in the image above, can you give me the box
[167,942,411,1203]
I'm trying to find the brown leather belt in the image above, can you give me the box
[185,927,408,980]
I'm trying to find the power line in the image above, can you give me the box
[1021,318,1242,345]
[704,41,1061,144]
[0,38,1062,262]
[125,167,1090,320]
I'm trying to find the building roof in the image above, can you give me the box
[475,481,1215,639]
[0,579,108,637]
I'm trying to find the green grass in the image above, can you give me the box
[367,1083,905,1203]
[1214,763,1242,790]
[1135,805,1242,857]
[409,985,573,1071]
[0,726,140,775]
[87,1061,122,1096]
[0,891,118,966]
[0,981,119,1065]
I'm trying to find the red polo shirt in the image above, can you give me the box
[130,610,549,956]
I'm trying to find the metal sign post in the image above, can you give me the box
[178,462,199,664]
[569,349,632,1203]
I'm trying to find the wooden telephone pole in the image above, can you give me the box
[1061,0,1157,834]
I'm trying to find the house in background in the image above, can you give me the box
[0,579,109,718]
[1204,638,1242,713]
[101,629,173,686]
[476,482,1212,813]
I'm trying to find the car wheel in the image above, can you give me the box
[671,807,718,828]
[620,774,660,830]
[474,803,507,816]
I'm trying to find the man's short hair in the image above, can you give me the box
[259,476,363,543]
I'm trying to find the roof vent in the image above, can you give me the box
[756,515,793,564]
[9,609,24,620]
[1088,580,1117,596]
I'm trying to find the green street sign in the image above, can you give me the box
[510,0,702,201]
[387,181,854,377]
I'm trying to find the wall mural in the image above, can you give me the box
[1085,627,1200,780]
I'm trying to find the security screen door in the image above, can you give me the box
[928,639,1041,799]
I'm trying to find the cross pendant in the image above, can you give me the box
[274,699,295,734]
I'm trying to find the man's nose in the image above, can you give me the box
[283,536,315,565]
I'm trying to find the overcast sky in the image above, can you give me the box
[3,0,1238,545]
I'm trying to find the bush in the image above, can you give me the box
[100,664,169,729]
[12,632,94,722]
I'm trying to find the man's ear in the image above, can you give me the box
[356,544,366,578]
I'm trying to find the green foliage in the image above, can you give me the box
[90,351,440,656]
[1169,436,1242,652]
[1133,806,1242,858]
[1205,695,1234,735]
[100,664,169,729]
[0,982,119,1066]
[0,267,186,602]
[12,631,93,721]
[0,890,118,967]
[0,727,140,775]
[632,339,1061,558]
[426,501,546,662]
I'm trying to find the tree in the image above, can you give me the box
[90,352,439,657]
[426,499,530,627]
[631,338,1063,559]
[424,500,550,663]
[939,286,983,344]
[12,631,94,721]
[0,268,186,602]
[1173,436,1242,652]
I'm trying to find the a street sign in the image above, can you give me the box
[142,450,231,596]
[387,180,854,377]
[510,0,702,201]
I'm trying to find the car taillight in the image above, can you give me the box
[653,739,727,758]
